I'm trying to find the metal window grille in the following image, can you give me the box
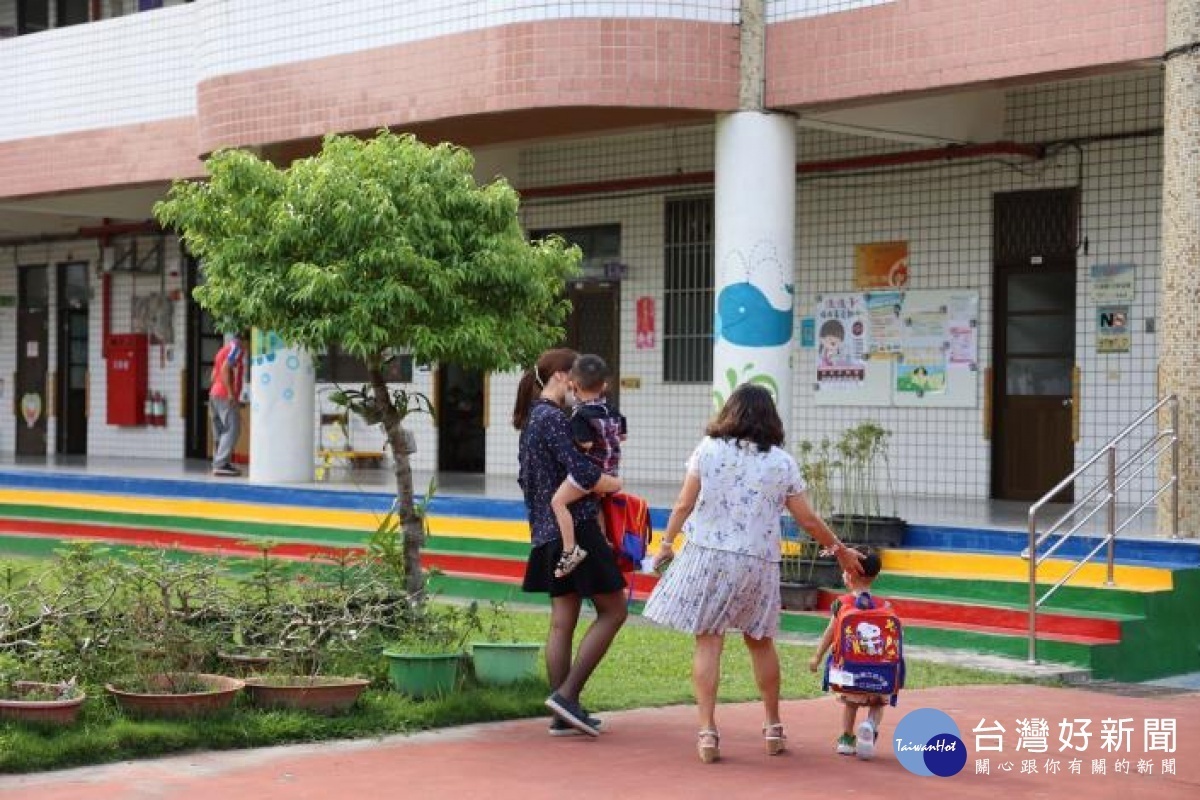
[663,196,714,383]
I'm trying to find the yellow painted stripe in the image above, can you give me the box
[0,488,530,542]
[883,549,1174,591]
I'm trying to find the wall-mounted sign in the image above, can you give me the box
[1097,305,1131,353]
[855,241,909,289]
[1090,263,1136,305]
[636,296,655,350]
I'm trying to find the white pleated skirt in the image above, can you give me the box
[643,542,781,640]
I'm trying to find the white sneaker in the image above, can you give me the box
[856,720,876,760]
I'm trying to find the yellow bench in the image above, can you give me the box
[315,450,385,481]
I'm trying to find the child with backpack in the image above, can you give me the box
[808,549,904,760]
[549,355,628,578]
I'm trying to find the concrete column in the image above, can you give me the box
[711,0,796,416]
[1159,0,1200,537]
[712,111,796,417]
[248,330,315,484]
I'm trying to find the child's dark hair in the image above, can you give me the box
[705,384,784,452]
[819,319,844,340]
[856,548,882,579]
[570,354,609,393]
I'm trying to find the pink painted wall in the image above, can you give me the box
[197,19,740,155]
[767,0,1164,109]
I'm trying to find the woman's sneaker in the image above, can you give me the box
[856,721,876,760]
[548,711,603,736]
[836,733,857,755]
[545,692,600,737]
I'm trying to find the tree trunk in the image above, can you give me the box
[368,367,426,596]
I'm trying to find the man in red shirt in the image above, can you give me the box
[209,331,246,476]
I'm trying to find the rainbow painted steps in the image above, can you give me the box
[0,469,1197,681]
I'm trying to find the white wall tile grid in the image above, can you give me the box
[766,0,894,23]
[0,4,196,143]
[0,70,1164,509]
[512,70,1163,505]
[2,0,737,143]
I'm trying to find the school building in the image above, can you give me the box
[0,1,1197,534]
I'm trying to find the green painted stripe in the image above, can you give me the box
[879,591,1143,622]
[873,573,1156,617]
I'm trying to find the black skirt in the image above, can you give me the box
[522,516,628,598]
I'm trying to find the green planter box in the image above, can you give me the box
[471,642,542,685]
[382,651,462,699]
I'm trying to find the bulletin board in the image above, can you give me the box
[812,289,979,408]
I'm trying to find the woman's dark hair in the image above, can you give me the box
[705,384,784,452]
[511,348,578,430]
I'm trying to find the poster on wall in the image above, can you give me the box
[896,294,949,395]
[1090,263,1136,305]
[815,293,869,390]
[945,292,979,369]
[865,291,904,355]
[635,296,655,350]
[1097,305,1131,353]
[854,241,909,289]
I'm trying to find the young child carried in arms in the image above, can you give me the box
[551,354,627,578]
[809,549,901,760]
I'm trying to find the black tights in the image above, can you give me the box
[545,590,628,702]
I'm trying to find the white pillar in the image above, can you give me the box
[248,330,315,484]
[713,111,796,417]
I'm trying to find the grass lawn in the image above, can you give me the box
[0,607,1017,774]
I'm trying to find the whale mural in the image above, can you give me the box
[715,281,794,348]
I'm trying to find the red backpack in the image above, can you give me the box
[600,492,652,575]
[822,592,905,706]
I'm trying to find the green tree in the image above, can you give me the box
[155,131,580,595]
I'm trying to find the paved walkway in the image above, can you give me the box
[2,685,1196,799]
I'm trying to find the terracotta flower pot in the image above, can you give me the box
[242,676,370,715]
[105,673,244,719]
[0,682,86,726]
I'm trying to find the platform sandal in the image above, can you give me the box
[697,729,721,763]
[764,723,787,755]
[553,545,588,578]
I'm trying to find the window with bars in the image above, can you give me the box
[663,197,714,383]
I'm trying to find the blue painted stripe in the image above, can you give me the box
[0,468,675,527]
[904,524,1200,568]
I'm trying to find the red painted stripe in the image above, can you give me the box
[815,590,1122,643]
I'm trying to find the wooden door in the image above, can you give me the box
[991,189,1078,502]
[16,265,49,456]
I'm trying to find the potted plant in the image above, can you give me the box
[779,524,843,610]
[798,422,907,549]
[0,653,86,727]
[383,603,479,699]
[237,552,380,715]
[469,601,542,686]
[103,551,244,719]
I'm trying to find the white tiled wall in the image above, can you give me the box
[496,70,1163,502]
[0,4,196,142]
[0,71,1165,502]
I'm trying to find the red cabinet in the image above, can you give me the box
[106,333,148,426]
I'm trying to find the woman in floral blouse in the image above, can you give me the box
[645,384,863,763]
[512,348,626,737]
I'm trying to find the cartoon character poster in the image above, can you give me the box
[815,294,868,390]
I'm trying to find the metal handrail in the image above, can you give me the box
[1026,395,1179,665]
